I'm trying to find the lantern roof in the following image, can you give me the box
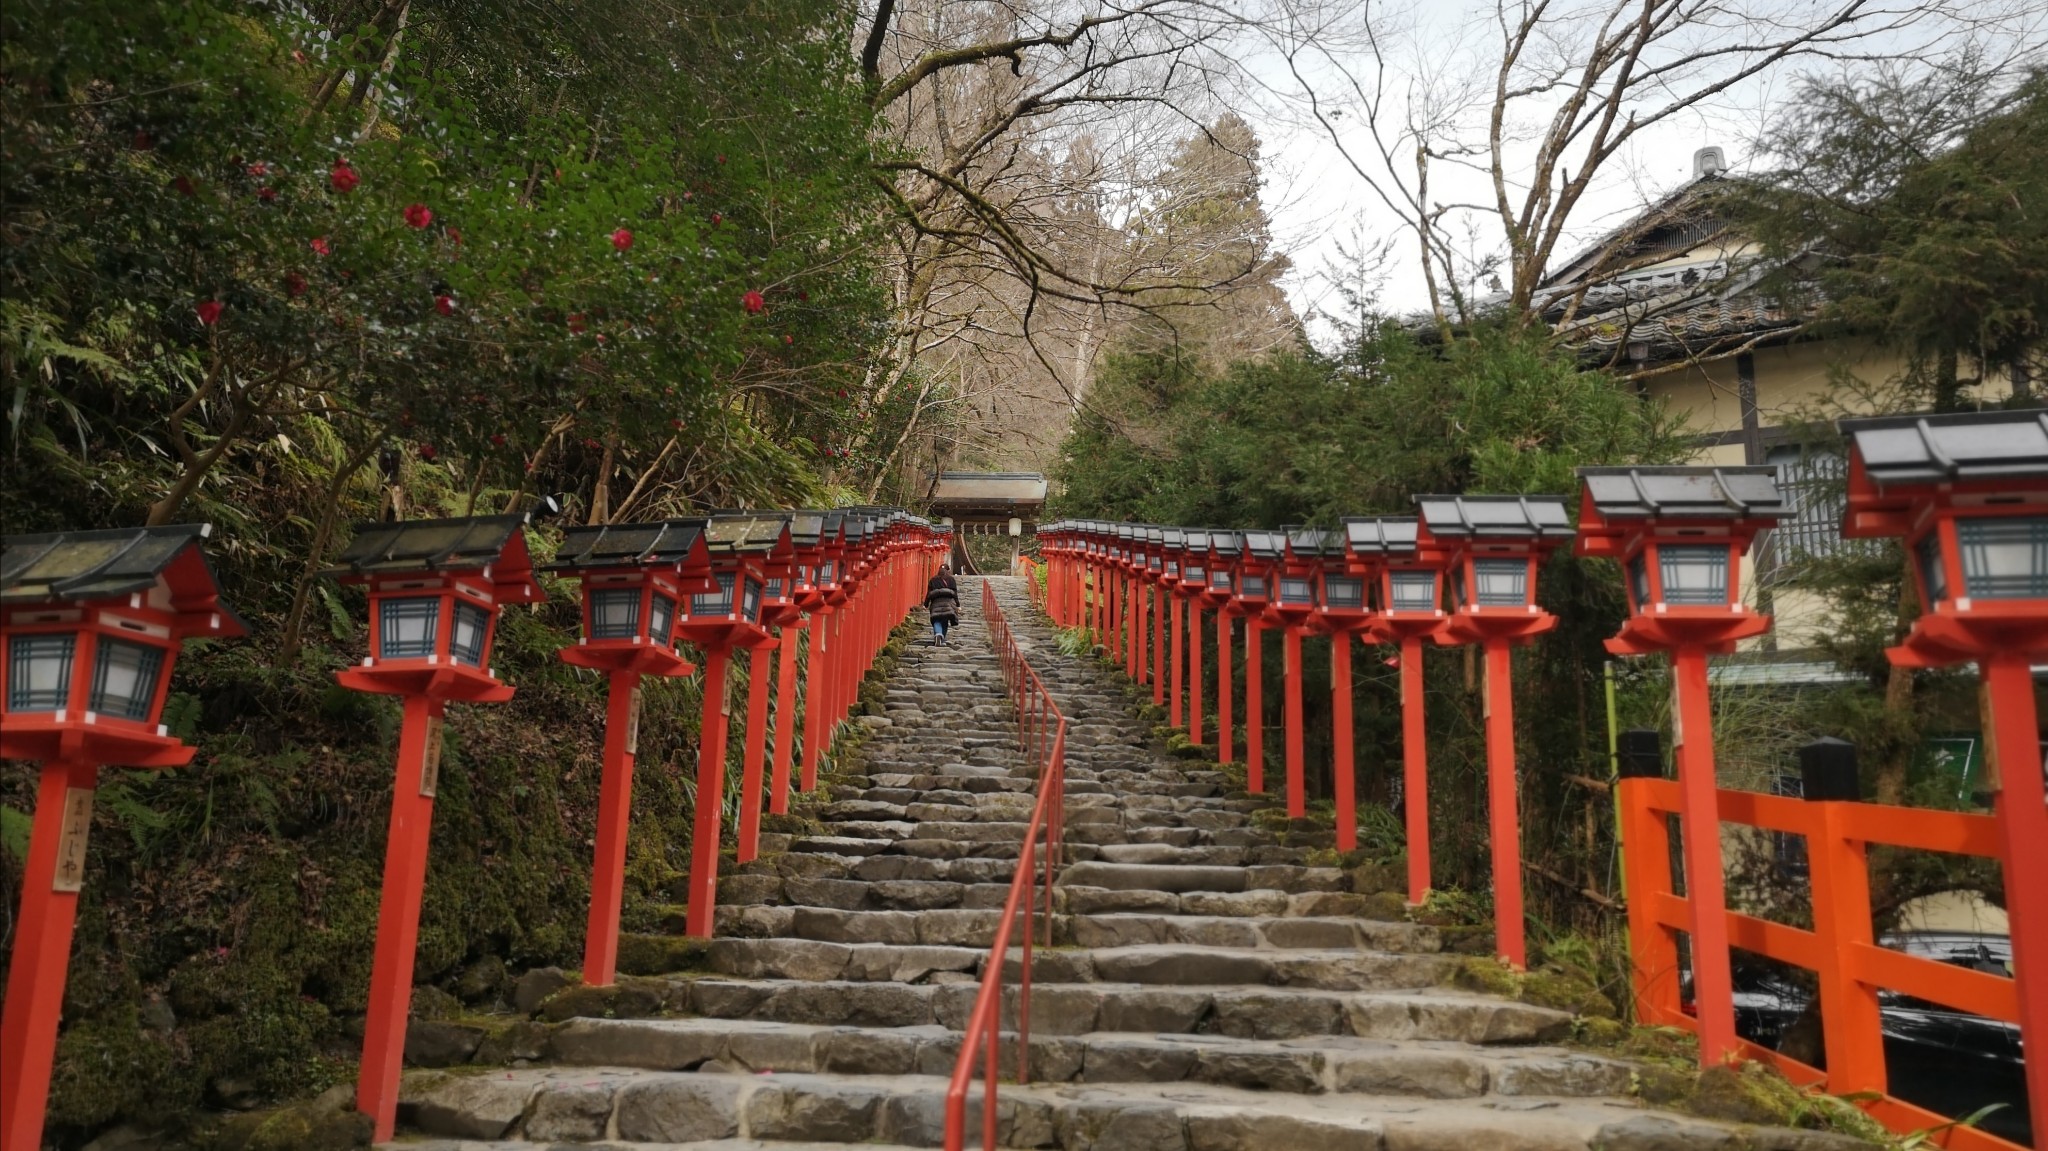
[1576,466,1789,520]
[1209,530,1244,558]
[1240,529,1286,560]
[1144,526,1165,544]
[1284,526,1341,557]
[1161,527,1185,548]
[705,513,794,559]
[1,524,246,635]
[547,518,710,573]
[1342,516,1420,555]
[1839,409,2048,485]
[1415,494,1574,541]
[328,514,543,602]
[1182,529,1212,552]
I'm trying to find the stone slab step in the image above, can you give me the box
[702,939,1452,992]
[396,1065,1803,1150]
[715,905,1436,953]
[512,1016,1632,1100]
[670,978,1572,1042]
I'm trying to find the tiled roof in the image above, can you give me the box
[1578,466,1789,519]
[330,515,529,575]
[1415,495,1574,540]
[547,519,708,572]
[3,524,217,603]
[1342,517,1420,554]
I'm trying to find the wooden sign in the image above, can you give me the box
[625,686,643,756]
[420,715,445,798]
[52,787,95,893]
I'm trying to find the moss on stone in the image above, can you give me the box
[1453,957,1616,1019]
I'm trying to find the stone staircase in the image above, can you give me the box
[390,576,1858,1151]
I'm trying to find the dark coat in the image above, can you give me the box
[925,575,960,621]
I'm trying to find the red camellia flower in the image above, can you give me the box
[257,187,278,202]
[247,162,268,177]
[783,334,794,345]
[132,131,153,151]
[610,228,634,252]
[310,236,331,256]
[567,313,586,334]
[195,300,224,326]
[285,272,308,297]
[329,161,359,194]
[716,154,727,165]
[710,212,723,226]
[490,433,507,446]
[403,202,433,229]
[435,294,454,315]
[418,443,437,461]
[447,227,463,246]
[741,290,765,314]
[173,176,195,197]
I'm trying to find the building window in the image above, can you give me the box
[1759,447,1877,585]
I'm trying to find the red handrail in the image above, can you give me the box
[1620,776,2028,1151]
[944,581,1068,1151]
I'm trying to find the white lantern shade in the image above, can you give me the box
[450,602,491,666]
[1388,570,1438,612]
[89,637,164,720]
[8,634,75,711]
[1470,558,1528,606]
[1957,516,2048,598]
[589,588,642,639]
[379,597,441,659]
[1657,544,1729,606]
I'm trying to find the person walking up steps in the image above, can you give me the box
[925,564,960,643]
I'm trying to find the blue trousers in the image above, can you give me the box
[932,617,953,637]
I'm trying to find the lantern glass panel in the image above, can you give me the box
[589,588,641,639]
[7,634,75,711]
[1186,564,1205,582]
[379,597,440,659]
[742,577,762,622]
[1628,554,1650,611]
[649,595,675,643]
[1659,545,1730,605]
[1149,555,1162,570]
[694,573,735,617]
[1324,576,1365,610]
[1916,532,1948,604]
[765,577,787,603]
[1239,573,1266,598]
[1958,517,2048,598]
[89,637,164,720]
[1166,560,1180,577]
[1389,570,1438,612]
[1471,559,1528,606]
[1280,577,1314,604]
[819,560,837,585]
[1210,569,1232,590]
[450,602,491,666]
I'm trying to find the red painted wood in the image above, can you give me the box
[355,696,443,1141]
[0,759,94,1151]
[582,670,642,985]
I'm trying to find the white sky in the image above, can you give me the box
[1225,0,2045,348]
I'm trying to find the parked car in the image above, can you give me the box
[1713,932,2029,1146]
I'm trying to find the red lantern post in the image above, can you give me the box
[1575,465,1789,1064]
[1343,516,1451,904]
[1227,532,1279,795]
[1417,495,1573,970]
[321,515,544,1141]
[1836,411,2048,1125]
[1267,530,1323,819]
[1208,532,1244,765]
[1,525,245,1151]
[676,513,786,939]
[798,515,851,795]
[1311,529,1374,853]
[1157,528,1185,710]
[548,520,714,985]
[729,516,797,864]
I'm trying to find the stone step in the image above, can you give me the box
[396,1065,1802,1150]
[714,905,1434,952]
[702,939,1453,992]
[505,1016,1632,1100]
[1056,861,1347,894]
